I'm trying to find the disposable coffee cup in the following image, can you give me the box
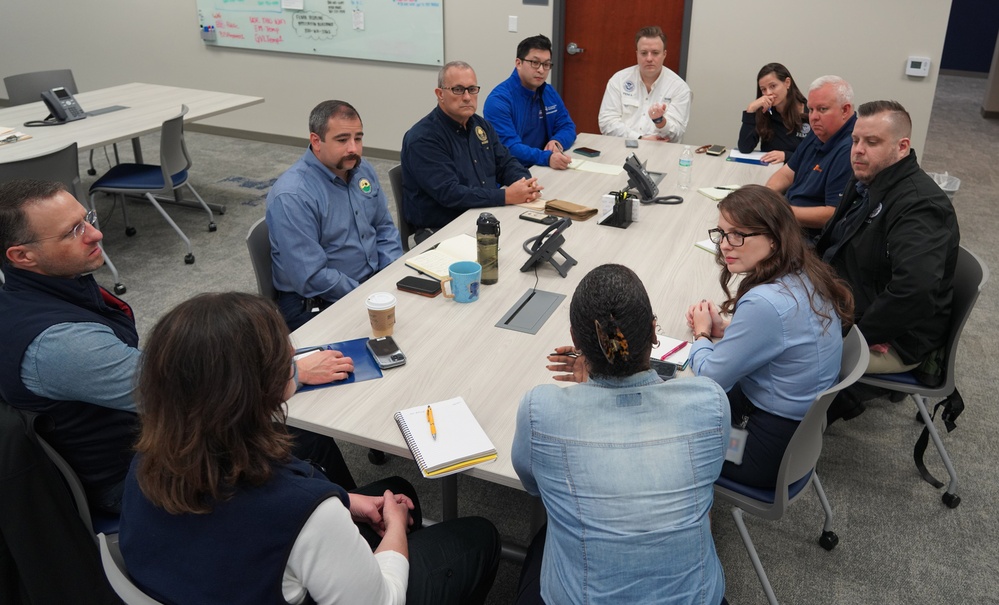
[366,292,396,337]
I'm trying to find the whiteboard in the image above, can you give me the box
[196,0,444,67]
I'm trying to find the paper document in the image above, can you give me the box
[695,238,719,254]
[650,336,692,369]
[395,397,497,478]
[727,150,769,165]
[405,233,476,280]
[568,159,623,175]
[697,185,740,201]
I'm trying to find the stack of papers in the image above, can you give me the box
[0,127,31,145]
[697,185,740,201]
[568,159,623,175]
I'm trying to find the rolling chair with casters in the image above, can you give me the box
[98,533,164,605]
[388,164,414,252]
[857,245,988,509]
[4,69,120,177]
[713,326,869,605]
[247,217,388,466]
[0,141,126,294]
[89,105,216,265]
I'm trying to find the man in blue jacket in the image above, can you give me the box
[484,34,577,170]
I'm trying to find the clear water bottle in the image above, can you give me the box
[476,212,500,285]
[678,145,693,190]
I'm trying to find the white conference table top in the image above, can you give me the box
[0,82,263,162]
[286,133,779,492]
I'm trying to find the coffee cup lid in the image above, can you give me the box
[366,291,396,310]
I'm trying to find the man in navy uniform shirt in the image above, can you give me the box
[401,61,542,241]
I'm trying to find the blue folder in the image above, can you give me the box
[295,337,383,392]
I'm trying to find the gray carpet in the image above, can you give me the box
[77,75,998,604]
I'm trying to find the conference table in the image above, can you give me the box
[285,133,780,525]
[0,82,263,163]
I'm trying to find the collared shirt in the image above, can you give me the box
[689,274,843,421]
[401,106,531,231]
[785,114,857,209]
[513,371,729,605]
[267,150,403,303]
[482,69,577,168]
[598,65,691,142]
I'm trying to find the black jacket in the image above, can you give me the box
[816,150,960,364]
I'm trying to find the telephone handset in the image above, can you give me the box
[40,87,86,122]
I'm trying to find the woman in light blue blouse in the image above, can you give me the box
[687,185,854,488]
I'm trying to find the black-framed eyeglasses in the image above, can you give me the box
[442,85,481,96]
[519,58,553,71]
[707,227,767,247]
[19,210,98,245]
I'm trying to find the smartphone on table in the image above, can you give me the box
[367,336,407,369]
[520,210,558,225]
[650,359,678,380]
[573,147,600,157]
[397,276,442,297]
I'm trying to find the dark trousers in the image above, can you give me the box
[720,385,801,489]
[287,425,356,491]
[354,477,501,605]
[276,290,330,332]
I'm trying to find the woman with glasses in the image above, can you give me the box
[118,292,500,605]
[737,63,809,165]
[514,264,731,605]
[686,185,854,488]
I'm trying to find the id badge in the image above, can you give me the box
[725,427,749,465]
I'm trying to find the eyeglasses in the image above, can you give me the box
[442,85,481,96]
[707,227,767,247]
[19,210,98,245]
[520,58,553,71]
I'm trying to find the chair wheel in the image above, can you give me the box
[184,253,195,265]
[367,449,388,465]
[125,227,137,237]
[943,492,961,508]
[113,284,127,295]
[208,222,217,232]
[87,168,97,176]
[218,206,227,215]
[819,531,839,551]
[888,392,906,403]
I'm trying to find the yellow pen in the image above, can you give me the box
[426,405,437,440]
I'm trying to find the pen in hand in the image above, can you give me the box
[426,405,437,440]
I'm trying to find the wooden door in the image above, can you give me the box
[561,1,687,134]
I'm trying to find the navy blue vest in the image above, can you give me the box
[120,456,350,605]
[0,267,139,494]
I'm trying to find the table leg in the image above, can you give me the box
[441,475,458,521]
[131,137,143,164]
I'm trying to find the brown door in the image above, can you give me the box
[561,1,687,134]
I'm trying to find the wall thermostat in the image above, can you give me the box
[906,56,931,77]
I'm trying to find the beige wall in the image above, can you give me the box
[1,1,949,154]
[685,0,953,154]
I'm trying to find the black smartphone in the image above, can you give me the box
[397,276,442,297]
[520,210,558,225]
[367,336,407,369]
[573,146,600,157]
[706,145,727,156]
[650,359,678,380]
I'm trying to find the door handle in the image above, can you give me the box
[566,42,584,55]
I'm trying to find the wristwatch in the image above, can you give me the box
[694,331,713,342]
[652,115,665,125]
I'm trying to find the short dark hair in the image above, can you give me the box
[0,179,67,264]
[635,26,666,47]
[134,292,295,514]
[570,264,655,378]
[857,100,912,140]
[517,34,552,60]
[309,100,361,140]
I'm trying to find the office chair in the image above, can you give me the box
[857,245,988,509]
[3,69,118,176]
[98,533,165,605]
[388,164,414,252]
[89,105,216,265]
[246,217,276,300]
[0,141,126,294]
[714,325,869,605]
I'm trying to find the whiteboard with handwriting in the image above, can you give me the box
[195,0,443,66]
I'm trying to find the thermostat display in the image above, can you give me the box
[906,56,930,77]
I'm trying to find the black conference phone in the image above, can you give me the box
[40,87,86,122]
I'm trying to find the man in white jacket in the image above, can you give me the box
[598,26,691,143]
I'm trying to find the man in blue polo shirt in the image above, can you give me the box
[267,100,403,330]
[401,61,542,241]
[483,34,576,170]
[766,75,856,238]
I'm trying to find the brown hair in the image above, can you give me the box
[134,292,294,514]
[857,99,912,140]
[635,26,667,47]
[715,185,854,329]
[753,63,807,145]
[0,179,67,262]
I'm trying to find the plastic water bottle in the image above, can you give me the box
[678,145,693,190]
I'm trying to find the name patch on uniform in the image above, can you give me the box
[475,126,488,144]
[358,178,372,193]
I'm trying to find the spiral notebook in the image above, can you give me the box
[394,397,497,478]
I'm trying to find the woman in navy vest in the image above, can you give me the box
[119,292,499,604]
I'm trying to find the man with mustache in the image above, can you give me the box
[267,100,403,330]
[402,61,541,242]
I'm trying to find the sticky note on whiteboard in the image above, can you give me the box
[353,10,365,30]
[281,0,304,9]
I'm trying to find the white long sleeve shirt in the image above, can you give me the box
[598,65,691,142]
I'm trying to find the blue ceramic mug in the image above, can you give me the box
[441,261,481,303]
